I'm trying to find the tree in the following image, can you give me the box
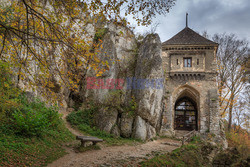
[213,33,249,131]
[0,0,176,102]
[233,93,249,132]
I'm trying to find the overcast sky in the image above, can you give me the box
[132,0,250,43]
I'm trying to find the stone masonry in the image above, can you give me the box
[160,26,221,136]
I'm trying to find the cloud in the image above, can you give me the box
[148,0,250,42]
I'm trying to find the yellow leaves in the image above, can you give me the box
[1,0,172,103]
[4,82,9,89]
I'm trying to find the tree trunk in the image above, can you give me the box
[228,95,234,131]
[228,107,232,131]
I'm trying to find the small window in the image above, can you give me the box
[197,59,199,65]
[177,59,179,65]
[183,57,192,67]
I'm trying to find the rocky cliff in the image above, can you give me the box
[71,23,164,140]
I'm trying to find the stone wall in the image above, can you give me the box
[170,53,205,72]
[160,46,221,136]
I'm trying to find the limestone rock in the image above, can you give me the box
[146,124,156,139]
[133,34,164,138]
[120,113,134,138]
[94,107,118,133]
[132,116,147,140]
[84,22,137,104]
[83,23,138,137]
[111,124,120,137]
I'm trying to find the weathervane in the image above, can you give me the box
[186,13,188,27]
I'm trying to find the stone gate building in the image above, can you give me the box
[160,26,221,136]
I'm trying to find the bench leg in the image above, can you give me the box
[80,141,86,147]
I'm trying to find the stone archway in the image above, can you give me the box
[174,97,198,130]
[172,85,200,131]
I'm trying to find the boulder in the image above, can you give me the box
[120,113,134,138]
[94,107,118,133]
[111,124,120,137]
[132,116,147,140]
[146,123,157,139]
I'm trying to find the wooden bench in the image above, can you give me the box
[76,136,103,147]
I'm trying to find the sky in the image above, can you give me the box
[132,0,250,43]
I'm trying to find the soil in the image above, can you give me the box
[47,110,180,167]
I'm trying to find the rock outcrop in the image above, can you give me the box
[80,24,164,140]
[83,22,137,137]
[132,34,164,139]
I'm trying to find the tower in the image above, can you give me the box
[160,24,221,136]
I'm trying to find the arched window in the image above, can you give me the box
[175,97,197,130]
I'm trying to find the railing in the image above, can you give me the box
[181,130,197,146]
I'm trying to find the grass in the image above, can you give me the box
[0,94,75,167]
[139,136,214,167]
[140,144,202,167]
[0,123,74,167]
[67,109,142,146]
[141,129,250,167]
[215,123,250,167]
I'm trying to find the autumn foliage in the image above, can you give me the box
[226,126,250,151]
[0,0,176,104]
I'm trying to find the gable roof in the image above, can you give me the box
[162,27,218,46]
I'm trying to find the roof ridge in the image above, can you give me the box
[162,27,218,46]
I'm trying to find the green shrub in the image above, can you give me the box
[140,142,212,167]
[66,107,94,126]
[12,109,49,137]
[104,90,124,110]
[0,60,20,119]
[0,61,75,166]
[190,135,202,144]
[0,61,62,137]
[66,107,114,138]
[125,95,137,117]
[0,93,74,166]
[0,122,74,167]
[94,28,108,43]
[10,97,62,137]
[67,107,142,146]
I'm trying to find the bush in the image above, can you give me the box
[0,60,20,119]
[66,107,94,126]
[67,107,113,138]
[12,109,49,137]
[94,28,108,43]
[67,107,142,146]
[10,97,62,137]
[0,61,74,166]
[225,128,250,164]
[0,60,62,137]
[140,140,215,167]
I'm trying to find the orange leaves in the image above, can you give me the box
[0,0,177,104]
[226,128,250,150]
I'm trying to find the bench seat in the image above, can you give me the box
[76,136,103,147]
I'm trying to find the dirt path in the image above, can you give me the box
[60,109,83,136]
[47,110,180,167]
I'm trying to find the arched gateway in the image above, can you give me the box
[174,97,197,130]
[172,85,200,131]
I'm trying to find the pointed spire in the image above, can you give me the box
[186,13,188,27]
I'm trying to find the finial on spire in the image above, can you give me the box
[186,13,188,27]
